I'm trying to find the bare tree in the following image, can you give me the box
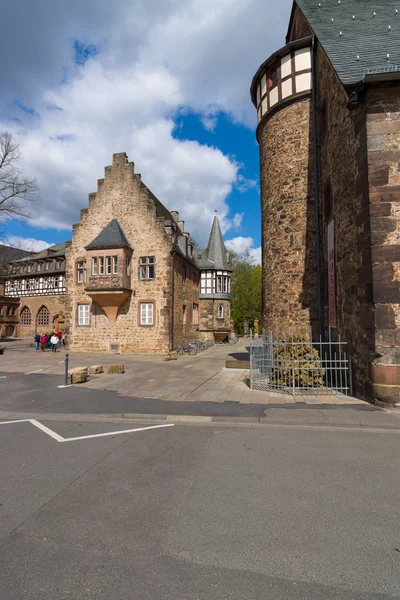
[0,132,38,219]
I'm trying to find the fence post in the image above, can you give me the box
[64,353,69,386]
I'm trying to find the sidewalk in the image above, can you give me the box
[0,337,369,406]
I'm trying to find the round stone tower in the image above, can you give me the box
[250,38,319,337]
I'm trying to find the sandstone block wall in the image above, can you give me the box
[173,254,200,346]
[316,45,372,399]
[365,85,400,404]
[199,298,230,340]
[18,295,66,338]
[65,153,173,354]
[258,96,318,337]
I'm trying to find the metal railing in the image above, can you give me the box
[250,328,352,396]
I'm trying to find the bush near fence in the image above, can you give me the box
[269,336,325,388]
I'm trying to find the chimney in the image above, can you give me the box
[178,221,185,231]
[170,211,179,223]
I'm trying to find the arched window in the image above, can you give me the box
[37,306,50,326]
[218,304,224,319]
[20,307,32,326]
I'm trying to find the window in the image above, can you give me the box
[182,264,187,283]
[78,304,90,326]
[217,276,222,293]
[27,264,33,273]
[125,257,130,276]
[113,256,118,275]
[99,256,104,275]
[45,262,50,271]
[106,256,112,275]
[182,304,187,325]
[140,302,153,326]
[139,257,155,280]
[37,263,42,272]
[20,307,31,326]
[223,276,229,293]
[37,306,49,326]
[77,261,86,283]
[193,303,199,325]
[201,270,214,294]
[54,276,59,288]
[218,304,224,319]
[92,257,97,275]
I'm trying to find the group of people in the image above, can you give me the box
[34,330,64,352]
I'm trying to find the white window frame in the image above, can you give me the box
[218,304,224,319]
[113,255,118,275]
[78,304,90,326]
[139,257,156,280]
[92,257,97,275]
[140,302,153,326]
[99,256,104,275]
[77,261,86,283]
[106,256,112,275]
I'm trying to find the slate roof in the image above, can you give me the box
[0,244,30,268]
[85,219,133,251]
[8,242,66,263]
[194,216,231,271]
[293,0,400,85]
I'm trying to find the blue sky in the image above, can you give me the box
[0,0,292,259]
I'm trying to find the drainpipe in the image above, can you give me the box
[170,249,175,352]
[311,35,323,339]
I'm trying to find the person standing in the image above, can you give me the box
[40,334,47,351]
[50,333,59,352]
[34,333,40,350]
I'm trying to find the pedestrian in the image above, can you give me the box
[40,334,47,351]
[46,333,51,349]
[56,330,62,347]
[50,333,59,352]
[34,333,40,351]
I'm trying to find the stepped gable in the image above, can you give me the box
[290,0,400,85]
[85,219,133,251]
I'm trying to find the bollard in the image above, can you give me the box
[65,353,69,386]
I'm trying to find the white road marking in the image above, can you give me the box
[0,419,175,443]
[60,423,175,442]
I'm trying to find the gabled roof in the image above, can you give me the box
[194,216,230,271]
[0,244,30,267]
[293,0,400,86]
[85,219,133,251]
[7,242,66,263]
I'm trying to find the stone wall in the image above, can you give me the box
[199,298,231,340]
[65,153,173,354]
[258,96,318,336]
[18,295,66,338]
[173,253,200,346]
[365,85,400,404]
[316,45,372,399]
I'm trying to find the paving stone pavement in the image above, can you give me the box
[0,337,369,406]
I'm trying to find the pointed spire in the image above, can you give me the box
[205,215,229,270]
[85,219,133,250]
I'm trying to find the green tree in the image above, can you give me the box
[230,252,262,335]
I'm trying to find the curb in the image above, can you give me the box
[0,410,399,431]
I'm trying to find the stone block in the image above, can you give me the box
[69,368,88,384]
[108,364,125,374]
[89,365,104,374]
[375,304,396,329]
[371,383,400,405]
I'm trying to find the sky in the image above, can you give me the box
[0,0,293,263]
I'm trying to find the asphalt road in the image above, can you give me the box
[0,416,399,599]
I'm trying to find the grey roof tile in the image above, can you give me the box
[295,0,400,85]
[85,219,133,250]
[194,216,231,271]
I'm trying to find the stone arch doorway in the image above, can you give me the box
[36,305,50,332]
[53,312,65,332]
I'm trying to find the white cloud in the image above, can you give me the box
[225,236,261,264]
[0,0,292,245]
[233,213,243,229]
[4,235,53,252]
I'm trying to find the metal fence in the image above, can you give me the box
[250,329,352,396]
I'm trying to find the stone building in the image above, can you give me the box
[2,243,67,338]
[250,0,400,404]
[64,152,231,353]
